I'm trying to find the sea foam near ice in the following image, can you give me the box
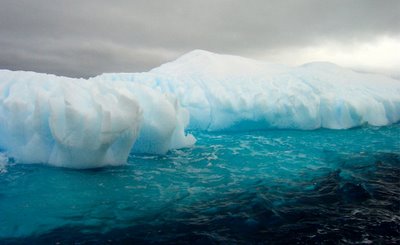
[0,152,8,173]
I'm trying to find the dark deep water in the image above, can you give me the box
[0,125,399,244]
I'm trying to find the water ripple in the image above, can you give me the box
[0,124,399,244]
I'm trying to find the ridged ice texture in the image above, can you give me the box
[0,70,195,168]
[1,50,399,168]
[97,50,400,131]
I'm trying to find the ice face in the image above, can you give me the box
[0,50,399,168]
[97,50,400,131]
[0,70,195,168]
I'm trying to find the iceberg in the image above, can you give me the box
[96,50,400,131]
[0,70,195,168]
[0,50,399,168]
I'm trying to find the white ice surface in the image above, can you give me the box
[97,50,400,131]
[0,71,195,168]
[1,50,399,168]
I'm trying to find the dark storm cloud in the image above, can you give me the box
[0,0,399,77]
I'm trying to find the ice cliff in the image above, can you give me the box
[1,50,399,168]
[0,71,195,168]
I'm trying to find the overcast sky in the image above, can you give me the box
[0,0,399,78]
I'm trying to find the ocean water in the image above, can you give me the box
[0,125,399,244]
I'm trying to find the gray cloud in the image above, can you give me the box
[0,0,399,77]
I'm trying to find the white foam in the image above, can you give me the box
[0,152,8,173]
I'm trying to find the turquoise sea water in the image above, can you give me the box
[0,124,399,244]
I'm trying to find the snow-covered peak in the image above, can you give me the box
[152,50,289,77]
[300,61,342,69]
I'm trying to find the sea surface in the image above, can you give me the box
[0,124,399,244]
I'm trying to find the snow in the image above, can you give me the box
[0,49,399,168]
